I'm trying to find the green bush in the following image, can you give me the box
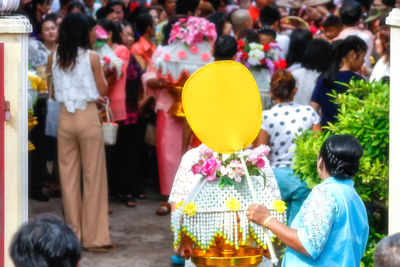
[293,79,389,266]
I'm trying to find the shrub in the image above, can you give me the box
[293,79,389,266]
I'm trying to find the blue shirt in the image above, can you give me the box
[311,71,364,125]
[282,177,369,267]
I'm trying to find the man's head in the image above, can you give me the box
[176,0,199,15]
[259,6,281,28]
[214,35,237,61]
[323,15,342,40]
[340,1,362,26]
[10,214,81,267]
[230,8,252,34]
[375,233,400,267]
[96,5,117,21]
[108,0,125,22]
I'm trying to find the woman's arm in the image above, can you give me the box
[247,204,310,255]
[90,51,108,96]
[312,123,322,132]
[309,101,322,118]
[253,129,270,148]
[47,52,54,99]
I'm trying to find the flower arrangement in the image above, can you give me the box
[236,40,287,74]
[192,145,270,189]
[169,17,217,48]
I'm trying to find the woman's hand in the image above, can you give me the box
[178,235,194,260]
[247,204,271,226]
[147,77,166,90]
[97,96,110,106]
[105,67,118,87]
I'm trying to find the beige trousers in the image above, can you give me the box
[58,103,111,247]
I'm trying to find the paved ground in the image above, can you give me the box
[29,194,177,267]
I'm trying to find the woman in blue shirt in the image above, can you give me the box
[247,135,369,266]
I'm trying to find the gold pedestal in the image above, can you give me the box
[166,85,185,117]
[190,235,265,267]
[28,116,38,151]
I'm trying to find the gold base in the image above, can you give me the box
[191,254,263,267]
[28,116,38,151]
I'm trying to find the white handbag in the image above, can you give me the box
[102,104,118,145]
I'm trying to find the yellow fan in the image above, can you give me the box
[182,61,262,154]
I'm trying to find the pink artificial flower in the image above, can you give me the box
[103,56,111,64]
[192,164,201,175]
[256,158,265,169]
[96,26,109,40]
[177,50,187,60]
[163,53,171,62]
[201,157,220,181]
[199,146,214,158]
[235,176,242,183]
[201,52,211,62]
[190,45,199,54]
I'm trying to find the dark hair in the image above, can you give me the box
[270,70,296,100]
[257,27,276,39]
[10,214,81,267]
[108,0,124,8]
[319,135,363,179]
[87,15,97,28]
[98,18,123,44]
[176,0,200,14]
[206,0,227,10]
[60,0,71,8]
[374,233,400,267]
[207,12,229,37]
[134,13,154,42]
[321,35,367,87]
[301,39,333,72]
[67,0,85,13]
[382,0,396,7]
[286,28,313,67]
[96,5,114,20]
[238,28,259,43]
[214,35,237,61]
[323,15,342,28]
[340,1,362,26]
[162,15,187,45]
[259,6,281,26]
[57,13,91,70]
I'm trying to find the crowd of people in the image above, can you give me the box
[20,0,392,261]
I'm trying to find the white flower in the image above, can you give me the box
[248,49,265,66]
[249,42,263,50]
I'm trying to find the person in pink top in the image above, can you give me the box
[131,13,156,70]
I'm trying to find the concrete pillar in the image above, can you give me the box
[0,15,31,266]
[386,9,400,235]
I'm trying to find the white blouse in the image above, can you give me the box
[52,48,99,113]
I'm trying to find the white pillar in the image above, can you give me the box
[0,15,31,267]
[386,9,400,235]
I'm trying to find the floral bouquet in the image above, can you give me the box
[236,40,287,74]
[191,145,270,189]
[169,17,217,48]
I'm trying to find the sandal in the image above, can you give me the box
[136,193,147,200]
[156,202,171,216]
[123,194,137,208]
[84,243,118,253]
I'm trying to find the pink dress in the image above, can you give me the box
[108,44,131,122]
[142,46,183,196]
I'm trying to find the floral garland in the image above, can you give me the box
[236,40,287,74]
[191,145,270,189]
[168,17,217,47]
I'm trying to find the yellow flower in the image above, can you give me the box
[176,200,184,209]
[272,199,287,214]
[225,198,241,212]
[183,201,197,216]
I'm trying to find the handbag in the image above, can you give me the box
[102,104,119,145]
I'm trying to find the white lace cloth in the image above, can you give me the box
[169,144,282,267]
[52,49,100,113]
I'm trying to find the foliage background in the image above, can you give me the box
[292,79,389,266]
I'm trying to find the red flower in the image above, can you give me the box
[240,52,249,60]
[274,59,287,70]
[263,43,270,52]
[260,58,266,65]
[238,40,245,48]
